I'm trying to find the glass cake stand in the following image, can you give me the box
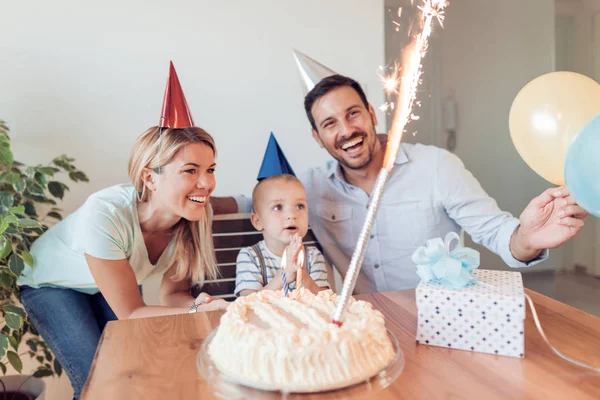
[197,328,404,399]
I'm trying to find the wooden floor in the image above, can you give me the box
[523,270,600,317]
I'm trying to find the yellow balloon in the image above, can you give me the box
[509,71,600,185]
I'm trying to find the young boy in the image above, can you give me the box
[234,174,330,296]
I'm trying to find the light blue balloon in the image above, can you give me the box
[564,113,600,218]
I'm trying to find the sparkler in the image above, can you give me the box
[332,0,447,326]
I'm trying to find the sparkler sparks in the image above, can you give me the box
[332,0,448,326]
[384,0,446,170]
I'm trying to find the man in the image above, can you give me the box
[214,75,588,293]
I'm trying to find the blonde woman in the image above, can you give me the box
[17,124,227,399]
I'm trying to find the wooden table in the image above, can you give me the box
[81,289,600,399]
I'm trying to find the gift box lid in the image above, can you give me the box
[416,270,525,320]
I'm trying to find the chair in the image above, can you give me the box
[192,213,325,299]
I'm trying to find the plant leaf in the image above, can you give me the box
[0,362,6,375]
[25,166,36,179]
[0,236,11,258]
[0,221,8,235]
[9,253,24,276]
[46,211,62,221]
[3,214,19,226]
[54,358,62,376]
[18,218,41,229]
[8,335,18,351]
[7,350,23,373]
[26,339,37,352]
[36,167,59,176]
[34,172,47,187]
[0,145,14,169]
[36,355,44,363]
[47,181,65,200]
[0,334,8,359]
[33,367,53,378]
[0,271,14,289]
[69,171,89,182]
[0,192,14,210]
[5,313,23,330]
[26,182,45,196]
[24,194,56,205]
[2,305,26,318]
[9,206,25,215]
[0,172,20,185]
[52,157,72,171]
[44,349,53,362]
[11,329,20,343]
[23,202,37,217]
[13,177,26,193]
[18,250,34,266]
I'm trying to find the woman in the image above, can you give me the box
[18,63,227,399]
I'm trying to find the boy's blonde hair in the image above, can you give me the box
[128,126,218,286]
[251,174,303,213]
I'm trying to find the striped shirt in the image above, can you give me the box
[235,240,329,296]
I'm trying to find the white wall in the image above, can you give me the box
[0,1,385,398]
[554,0,600,275]
[1,0,385,210]
[435,0,562,271]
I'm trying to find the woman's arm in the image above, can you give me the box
[159,264,227,310]
[85,254,226,319]
[159,264,196,308]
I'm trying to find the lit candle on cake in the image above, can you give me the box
[281,248,290,297]
[295,247,306,284]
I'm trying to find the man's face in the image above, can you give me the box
[310,86,379,170]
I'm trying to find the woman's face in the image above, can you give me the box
[152,142,216,221]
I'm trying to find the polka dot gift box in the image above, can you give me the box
[412,233,525,358]
[415,269,525,358]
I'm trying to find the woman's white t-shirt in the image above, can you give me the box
[18,184,173,294]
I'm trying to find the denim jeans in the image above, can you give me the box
[19,285,119,400]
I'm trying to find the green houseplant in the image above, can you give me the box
[0,119,88,384]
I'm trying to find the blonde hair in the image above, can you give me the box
[252,174,303,213]
[128,126,219,286]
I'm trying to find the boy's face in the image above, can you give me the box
[251,180,309,247]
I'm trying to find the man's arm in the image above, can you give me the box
[435,149,546,266]
[210,196,239,214]
[509,226,541,262]
[510,186,587,260]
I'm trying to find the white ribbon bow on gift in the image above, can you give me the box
[411,232,480,289]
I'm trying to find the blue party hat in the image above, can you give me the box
[257,132,295,180]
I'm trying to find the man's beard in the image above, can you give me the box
[334,128,376,171]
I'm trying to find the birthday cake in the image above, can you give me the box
[207,288,395,392]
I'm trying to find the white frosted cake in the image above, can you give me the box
[207,288,395,392]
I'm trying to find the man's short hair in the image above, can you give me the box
[304,75,370,131]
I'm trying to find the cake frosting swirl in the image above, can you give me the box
[207,288,395,392]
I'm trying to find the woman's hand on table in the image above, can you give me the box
[194,292,230,312]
